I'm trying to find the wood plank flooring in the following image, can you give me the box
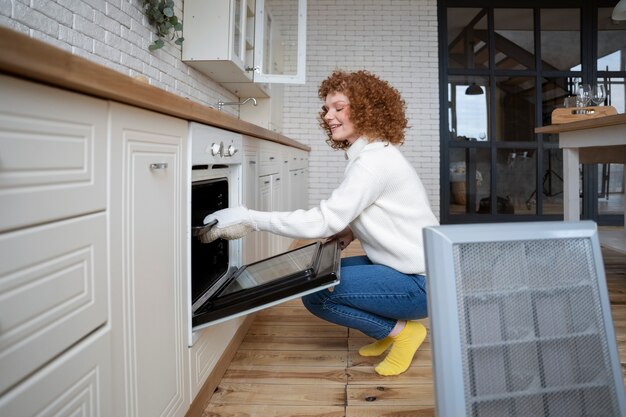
[200,237,626,417]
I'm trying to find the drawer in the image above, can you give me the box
[290,155,308,170]
[0,328,111,417]
[0,75,107,233]
[0,213,108,394]
[259,150,279,176]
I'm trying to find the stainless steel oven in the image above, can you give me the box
[187,122,341,343]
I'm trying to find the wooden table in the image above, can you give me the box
[536,114,626,253]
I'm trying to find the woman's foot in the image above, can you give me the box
[358,337,393,357]
[375,321,427,376]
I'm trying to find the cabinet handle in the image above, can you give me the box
[150,163,168,170]
[249,160,257,164]
[269,156,275,160]
[275,178,281,182]
[264,180,270,184]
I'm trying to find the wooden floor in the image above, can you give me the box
[200,239,626,417]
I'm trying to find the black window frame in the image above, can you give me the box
[438,0,624,226]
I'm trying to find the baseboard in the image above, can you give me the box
[185,313,256,417]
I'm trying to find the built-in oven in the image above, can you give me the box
[187,122,341,344]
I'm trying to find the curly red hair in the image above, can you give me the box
[318,70,408,150]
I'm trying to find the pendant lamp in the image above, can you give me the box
[613,0,626,20]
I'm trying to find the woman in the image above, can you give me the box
[200,70,439,376]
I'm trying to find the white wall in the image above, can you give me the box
[1,0,441,217]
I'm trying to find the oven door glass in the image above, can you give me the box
[192,239,341,329]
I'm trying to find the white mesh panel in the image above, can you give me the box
[452,238,620,417]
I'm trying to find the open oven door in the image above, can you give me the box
[191,239,341,330]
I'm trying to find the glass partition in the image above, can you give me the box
[449,148,491,215]
[494,9,534,70]
[597,8,626,72]
[447,8,489,70]
[494,148,537,216]
[541,9,581,71]
[448,76,489,142]
[495,77,536,142]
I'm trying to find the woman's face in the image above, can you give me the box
[323,92,359,144]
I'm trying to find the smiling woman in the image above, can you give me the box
[198,69,439,376]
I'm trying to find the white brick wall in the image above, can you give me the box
[1,0,441,217]
[283,0,441,217]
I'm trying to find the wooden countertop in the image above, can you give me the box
[535,113,626,134]
[0,26,310,151]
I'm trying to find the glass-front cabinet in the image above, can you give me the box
[182,0,307,97]
[441,1,625,226]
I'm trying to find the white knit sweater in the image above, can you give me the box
[249,137,439,274]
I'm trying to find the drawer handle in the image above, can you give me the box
[269,156,275,160]
[249,160,257,164]
[150,163,168,170]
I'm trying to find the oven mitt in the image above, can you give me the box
[197,206,257,244]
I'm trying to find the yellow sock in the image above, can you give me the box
[374,321,427,376]
[358,337,393,357]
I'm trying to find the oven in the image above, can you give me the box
[187,122,341,344]
[187,122,243,343]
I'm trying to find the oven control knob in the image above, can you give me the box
[225,145,239,157]
[209,142,224,157]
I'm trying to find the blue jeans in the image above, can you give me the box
[301,256,428,340]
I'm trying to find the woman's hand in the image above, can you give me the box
[331,227,354,250]
[195,206,257,244]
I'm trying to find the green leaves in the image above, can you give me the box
[143,0,184,51]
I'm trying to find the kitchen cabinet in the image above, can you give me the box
[0,75,110,412]
[109,102,189,417]
[258,141,289,254]
[182,0,307,97]
[188,319,243,402]
[242,147,260,263]
[258,171,285,254]
[0,62,309,416]
[242,138,306,259]
[286,147,309,211]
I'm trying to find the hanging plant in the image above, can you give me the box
[143,0,184,51]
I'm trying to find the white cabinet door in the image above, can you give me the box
[257,174,272,260]
[253,0,307,84]
[0,328,111,417]
[183,0,307,95]
[0,75,107,233]
[0,213,108,395]
[182,0,255,84]
[242,150,260,263]
[271,173,288,252]
[188,319,240,401]
[109,103,189,417]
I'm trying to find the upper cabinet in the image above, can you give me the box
[182,0,307,97]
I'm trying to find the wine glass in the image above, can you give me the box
[591,84,606,106]
[576,84,591,108]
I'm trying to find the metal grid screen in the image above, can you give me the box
[452,238,620,417]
